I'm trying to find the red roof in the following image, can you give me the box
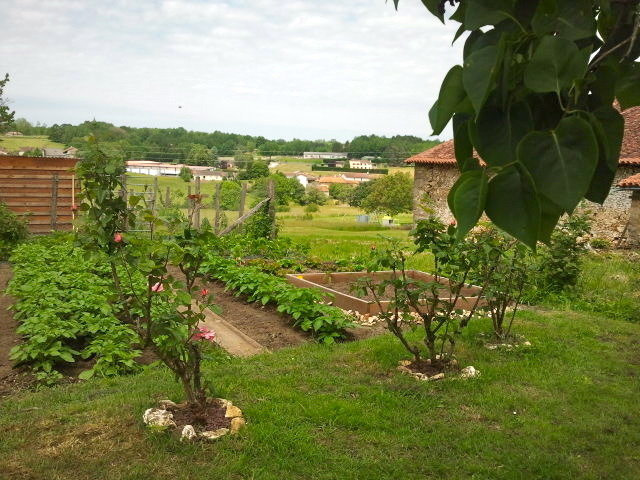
[618,173,640,188]
[407,106,640,166]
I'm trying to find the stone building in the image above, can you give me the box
[406,106,640,242]
[617,173,640,246]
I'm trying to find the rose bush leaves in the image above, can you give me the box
[393,0,639,247]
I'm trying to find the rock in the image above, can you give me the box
[428,373,445,381]
[225,405,243,418]
[230,417,246,434]
[398,360,412,367]
[158,399,178,410]
[216,398,232,408]
[523,341,532,347]
[397,365,411,373]
[181,425,197,442]
[142,408,176,428]
[460,366,480,379]
[200,428,229,441]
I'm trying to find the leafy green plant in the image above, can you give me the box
[355,219,484,366]
[393,0,639,247]
[469,226,532,340]
[0,201,28,260]
[528,213,592,297]
[202,255,355,343]
[7,238,140,383]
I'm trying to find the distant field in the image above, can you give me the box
[0,135,65,152]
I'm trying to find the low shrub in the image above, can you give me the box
[0,201,29,260]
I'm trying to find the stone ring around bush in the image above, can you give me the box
[143,398,246,441]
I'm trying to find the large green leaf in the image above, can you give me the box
[584,157,616,204]
[447,170,488,239]
[471,102,533,167]
[524,36,591,94]
[589,105,624,171]
[532,0,596,40]
[452,113,474,171]
[518,116,598,212]
[464,0,516,30]
[538,195,565,244]
[429,65,470,135]
[616,62,640,110]
[463,41,505,115]
[485,164,541,249]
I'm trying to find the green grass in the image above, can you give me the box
[0,135,65,152]
[1,310,638,479]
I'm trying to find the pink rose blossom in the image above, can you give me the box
[114,232,123,243]
[193,327,216,342]
[151,282,164,292]
[200,288,209,296]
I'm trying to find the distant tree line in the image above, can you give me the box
[8,118,439,166]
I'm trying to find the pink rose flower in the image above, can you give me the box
[114,232,123,243]
[200,288,209,296]
[193,327,216,342]
[151,282,164,292]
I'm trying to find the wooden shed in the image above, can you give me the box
[0,155,79,234]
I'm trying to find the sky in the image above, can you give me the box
[0,0,462,141]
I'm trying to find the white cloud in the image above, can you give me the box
[0,0,463,140]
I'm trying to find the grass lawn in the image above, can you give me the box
[1,309,639,479]
[0,135,66,152]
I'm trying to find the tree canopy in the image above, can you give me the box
[361,173,413,216]
[0,74,15,132]
[394,0,640,248]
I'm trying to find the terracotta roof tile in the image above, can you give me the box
[618,173,640,188]
[407,105,640,166]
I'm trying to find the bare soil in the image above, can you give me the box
[407,359,447,377]
[314,277,416,302]
[0,262,36,397]
[169,398,231,432]
[200,279,309,350]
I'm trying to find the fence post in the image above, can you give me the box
[267,178,276,239]
[187,185,193,223]
[50,174,59,231]
[194,177,201,230]
[214,182,222,233]
[152,176,159,214]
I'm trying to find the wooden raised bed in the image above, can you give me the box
[285,271,484,314]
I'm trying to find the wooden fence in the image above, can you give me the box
[0,156,79,234]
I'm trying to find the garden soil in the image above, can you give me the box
[0,262,34,396]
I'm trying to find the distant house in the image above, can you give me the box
[315,175,359,194]
[340,172,381,183]
[348,159,374,170]
[42,148,67,157]
[303,152,347,160]
[4,131,23,136]
[63,146,79,157]
[284,171,317,188]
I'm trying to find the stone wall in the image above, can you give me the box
[413,163,640,244]
[412,164,458,223]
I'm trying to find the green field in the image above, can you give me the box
[0,135,65,152]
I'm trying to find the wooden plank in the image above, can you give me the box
[0,156,78,169]
[0,173,75,180]
[0,192,56,198]
[10,205,72,213]
[219,198,270,236]
[25,217,73,225]
[0,182,74,189]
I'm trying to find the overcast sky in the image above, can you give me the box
[0,0,462,141]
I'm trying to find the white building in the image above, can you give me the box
[349,159,375,170]
[126,161,227,180]
[303,152,347,160]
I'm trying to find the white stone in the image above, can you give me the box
[428,373,445,381]
[225,405,243,418]
[200,428,229,441]
[181,425,197,442]
[230,417,246,434]
[523,341,532,347]
[142,408,176,428]
[460,366,480,379]
[158,399,178,410]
